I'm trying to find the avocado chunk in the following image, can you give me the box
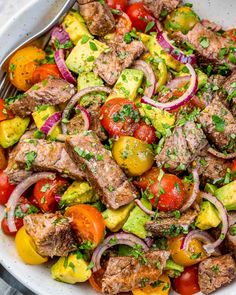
[107,69,144,101]
[60,181,98,207]
[122,198,151,239]
[66,37,108,74]
[102,202,134,232]
[139,33,183,71]
[195,201,221,230]
[32,105,61,139]
[215,180,236,211]
[51,253,91,284]
[0,116,30,148]
[62,9,91,45]
[140,103,175,136]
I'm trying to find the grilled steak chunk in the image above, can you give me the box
[79,1,115,36]
[10,78,76,117]
[145,209,198,237]
[65,132,137,209]
[220,70,236,117]
[102,250,170,294]
[15,139,85,180]
[94,40,145,85]
[24,213,76,257]
[173,23,235,68]
[198,98,236,153]
[156,121,207,172]
[198,254,236,294]
[143,0,180,19]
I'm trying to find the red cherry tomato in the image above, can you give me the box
[134,121,157,144]
[33,177,69,212]
[223,28,236,43]
[0,98,14,122]
[106,0,128,11]
[232,159,236,172]
[134,167,161,189]
[1,218,24,236]
[0,171,15,205]
[100,98,140,137]
[32,64,62,84]
[174,265,200,295]
[126,2,154,32]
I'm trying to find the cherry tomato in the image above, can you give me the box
[106,0,127,11]
[31,64,61,84]
[174,265,200,295]
[1,218,24,236]
[126,3,154,32]
[224,28,236,43]
[89,268,105,293]
[232,159,236,172]
[115,11,132,35]
[0,171,15,205]
[65,204,105,247]
[100,98,140,137]
[0,98,14,122]
[134,167,161,189]
[33,177,69,212]
[133,121,157,144]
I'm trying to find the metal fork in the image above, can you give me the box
[0,0,77,99]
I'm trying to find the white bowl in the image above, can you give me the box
[0,1,235,294]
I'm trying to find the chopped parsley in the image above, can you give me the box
[25,151,37,170]
[68,262,75,272]
[54,39,73,50]
[81,35,90,44]
[112,104,140,123]
[200,37,209,48]
[190,252,201,260]
[211,264,219,273]
[40,183,50,193]
[74,147,94,160]
[145,21,155,33]
[89,41,98,51]
[230,225,236,236]
[87,261,95,270]
[212,115,225,132]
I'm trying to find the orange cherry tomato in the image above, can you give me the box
[65,204,105,247]
[0,171,15,205]
[89,268,105,293]
[232,159,236,172]
[174,265,200,295]
[0,99,14,122]
[32,64,62,84]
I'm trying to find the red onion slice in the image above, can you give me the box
[75,105,92,131]
[156,31,197,65]
[135,199,155,216]
[180,169,199,213]
[141,63,198,111]
[55,49,76,85]
[166,75,190,90]
[62,86,111,134]
[6,173,56,232]
[40,112,62,136]
[91,232,148,272]
[51,26,70,46]
[208,147,236,160]
[155,21,163,33]
[132,60,156,98]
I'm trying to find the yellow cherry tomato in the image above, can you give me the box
[132,274,171,295]
[9,46,45,91]
[169,236,207,267]
[165,7,199,34]
[15,226,48,265]
[112,136,154,176]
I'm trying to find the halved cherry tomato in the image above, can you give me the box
[1,218,24,236]
[174,265,200,295]
[31,64,61,84]
[232,159,236,172]
[65,204,105,247]
[0,147,7,170]
[0,99,14,122]
[126,3,154,32]
[134,121,157,144]
[134,167,161,189]
[89,268,105,293]
[33,177,69,212]
[224,28,236,43]
[106,0,127,11]
[100,98,140,137]
[0,171,15,205]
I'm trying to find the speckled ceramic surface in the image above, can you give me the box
[0,0,236,294]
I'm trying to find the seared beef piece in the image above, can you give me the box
[194,150,231,184]
[198,254,236,294]
[223,213,236,258]
[145,209,198,237]
[156,121,208,172]
[79,1,115,36]
[201,19,222,32]
[15,139,86,180]
[102,250,170,294]
[77,0,93,4]
[220,70,236,117]
[143,0,180,19]
[10,78,76,117]
[24,213,76,257]
[198,98,236,153]
[94,40,145,85]
[173,23,235,68]
[65,132,137,209]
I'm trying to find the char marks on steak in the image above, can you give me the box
[145,209,198,237]
[79,1,115,36]
[102,250,170,294]
[198,254,236,294]
[94,40,145,85]
[10,78,76,117]
[24,213,76,257]
[65,131,137,209]
[143,0,180,19]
